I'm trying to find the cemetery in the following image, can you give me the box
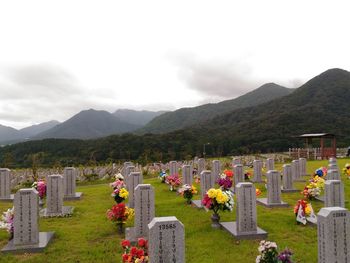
[0,157,349,262]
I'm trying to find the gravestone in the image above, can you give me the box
[40,175,74,217]
[169,161,178,176]
[232,158,241,166]
[1,189,54,253]
[122,162,133,177]
[317,207,350,263]
[126,184,155,242]
[182,165,193,185]
[197,158,205,175]
[63,167,82,200]
[327,167,340,179]
[233,164,244,189]
[266,158,274,171]
[0,168,14,201]
[125,165,136,189]
[252,160,263,183]
[220,182,267,239]
[257,170,288,207]
[292,160,304,182]
[328,157,337,165]
[324,180,345,208]
[212,160,221,181]
[299,158,308,176]
[281,164,298,193]
[148,216,185,263]
[127,172,143,209]
[192,170,214,208]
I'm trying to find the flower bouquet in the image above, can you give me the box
[158,171,167,183]
[314,167,327,178]
[106,203,134,234]
[165,174,181,191]
[223,169,233,178]
[178,184,197,204]
[342,163,350,179]
[217,177,233,191]
[302,176,325,200]
[114,173,125,181]
[202,188,234,228]
[121,238,149,263]
[32,179,46,207]
[293,199,316,225]
[0,207,14,240]
[256,240,294,263]
[110,180,129,203]
[256,188,262,197]
[244,171,252,180]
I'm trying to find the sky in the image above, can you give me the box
[0,0,350,129]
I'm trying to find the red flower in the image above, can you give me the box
[137,248,145,257]
[121,239,130,248]
[138,238,147,248]
[122,254,129,262]
[130,246,138,257]
[202,194,212,209]
[224,170,233,178]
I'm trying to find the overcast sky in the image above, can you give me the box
[1,0,350,129]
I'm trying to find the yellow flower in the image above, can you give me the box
[125,207,135,221]
[207,188,218,198]
[191,185,198,194]
[305,204,312,216]
[216,190,229,204]
[119,188,129,199]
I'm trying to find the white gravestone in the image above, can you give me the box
[148,216,185,263]
[169,161,178,176]
[324,180,345,208]
[327,168,340,180]
[122,162,133,177]
[197,158,205,175]
[281,164,298,193]
[211,160,221,181]
[257,170,288,208]
[233,164,244,189]
[292,160,304,182]
[63,167,82,200]
[0,168,14,201]
[220,182,267,239]
[298,158,308,176]
[182,165,193,186]
[192,170,214,208]
[1,189,54,253]
[266,158,274,171]
[252,160,263,183]
[127,172,143,209]
[317,207,350,263]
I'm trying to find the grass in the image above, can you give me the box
[0,159,349,262]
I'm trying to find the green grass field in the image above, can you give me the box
[0,159,349,263]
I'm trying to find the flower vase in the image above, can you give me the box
[186,198,192,205]
[117,222,124,234]
[39,197,44,208]
[211,212,221,228]
[170,185,174,191]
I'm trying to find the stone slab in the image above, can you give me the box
[256,198,289,208]
[220,222,267,240]
[40,206,74,218]
[1,232,54,253]
[63,192,83,201]
[191,199,202,208]
[281,189,299,193]
[0,194,14,202]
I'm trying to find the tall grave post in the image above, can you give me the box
[0,168,14,201]
[169,161,178,176]
[127,172,143,209]
[252,160,263,183]
[182,165,193,186]
[211,160,221,181]
[298,158,308,176]
[324,180,345,208]
[266,158,274,171]
[233,164,244,190]
[281,164,298,193]
[197,158,205,175]
[292,160,304,182]
[63,167,82,200]
[192,170,214,208]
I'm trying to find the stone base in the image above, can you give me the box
[1,232,54,253]
[191,199,202,208]
[281,189,299,193]
[64,192,83,201]
[0,194,14,202]
[315,196,324,202]
[220,222,267,240]
[256,198,289,208]
[40,206,74,218]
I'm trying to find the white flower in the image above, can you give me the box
[115,173,124,180]
[255,255,261,263]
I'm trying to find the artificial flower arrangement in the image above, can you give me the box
[194,174,200,184]
[121,238,149,263]
[244,171,252,180]
[115,173,125,181]
[0,207,14,240]
[256,240,294,263]
[217,176,233,191]
[223,169,233,178]
[110,179,129,203]
[302,176,325,200]
[32,179,46,199]
[293,199,317,225]
[342,163,350,179]
[158,171,167,183]
[106,203,134,234]
[178,184,197,204]
[165,174,181,191]
[314,167,327,178]
[256,188,262,197]
[202,188,234,227]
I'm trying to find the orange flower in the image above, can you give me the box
[256,188,262,196]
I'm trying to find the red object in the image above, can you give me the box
[121,239,130,248]
[138,238,148,248]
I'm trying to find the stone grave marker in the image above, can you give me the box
[257,170,288,207]
[298,158,308,176]
[63,167,82,200]
[324,180,345,208]
[233,164,244,190]
[169,161,178,176]
[220,182,267,239]
[197,158,205,175]
[266,158,274,171]
[317,207,350,263]
[126,184,155,242]
[182,165,193,185]
[122,162,133,177]
[292,160,304,182]
[252,160,263,183]
[327,167,340,180]
[192,170,214,208]
[40,175,74,217]
[125,165,136,189]
[148,216,185,263]
[1,188,54,253]
[211,160,221,181]
[127,172,143,209]
[0,168,14,201]
[281,164,298,193]
[232,158,241,166]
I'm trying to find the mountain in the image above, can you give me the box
[35,109,141,139]
[139,83,294,134]
[0,125,22,143]
[19,120,60,138]
[113,109,167,126]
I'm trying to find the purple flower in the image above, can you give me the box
[217,178,232,190]
[277,248,293,263]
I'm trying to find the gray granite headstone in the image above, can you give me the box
[40,175,74,217]
[317,207,350,263]
[328,157,337,165]
[324,180,345,208]
[266,158,274,171]
[182,165,193,186]
[169,161,178,176]
[220,183,267,239]
[232,158,241,166]
[211,160,221,181]
[197,158,205,175]
[192,170,214,208]
[298,158,308,176]
[257,170,288,207]
[327,167,340,180]
[125,165,135,190]
[126,184,155,242]
[127,172,143,208]
[122,162,133,177]
[148,216,185,263]
[1,188,54,253]
[281,164,298,193]
[0,168,14,201]
[292,160,304,182]
[252,160,263,183]
[63,167,82,200]
[233,164,244,188]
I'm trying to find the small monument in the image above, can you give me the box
[266,158,274,171]
[252,160,263,183]
[211,160,221,181]
[192,170,214,208]
[182,165,193,185]
[281,164,298,193]
[169,161,178,176]
[63,167,82,200]
[127,172,143,209]
[324,180,345,208]
[0,168,14,201]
